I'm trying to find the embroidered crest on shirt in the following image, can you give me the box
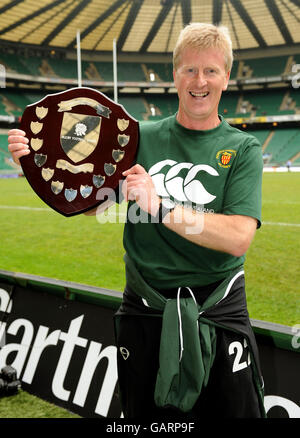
[216,149,237,168]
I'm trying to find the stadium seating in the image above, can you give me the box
[142,63,173,82]
[289,88,300,110]
[118,96,149,120]
[2,87,297,122]
[249,130,271,147]
[238,55,288,78]
[219,92,246,118]
[0,53,297,81]
[0,52,32,75]
[244,89,291,116]
[46,58,77,79]
[262,128,300,165]
[0,51,299,167]
[0,91,31,117]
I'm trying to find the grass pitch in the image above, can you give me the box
[0,390,80,418]
[0,172,299,327]
[245,172,300,326]
[0,172,299,418]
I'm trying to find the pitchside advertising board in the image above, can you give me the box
[0,273,299,419]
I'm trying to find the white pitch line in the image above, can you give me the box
[0,205,127,216]
[262,200,300,205]
[0,206,299,227]
[262,221,300,227]
[0,205,51,212]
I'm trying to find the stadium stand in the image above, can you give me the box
[0,50,300,169]
[240,89,295,117]
[0,52,32,75]
[239,55,289,78]
[293,154,300,164]
[45,58,77,79]
[0,53,297,84]
[142,62,173,82]
[264,129,300,165]
[118,95,150,120]
[90,61,113,81]
[0,91,31,117]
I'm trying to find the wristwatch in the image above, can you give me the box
[156,198,176,223]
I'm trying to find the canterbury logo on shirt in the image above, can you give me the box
[148,160,219,207]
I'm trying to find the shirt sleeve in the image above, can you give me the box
[222,138,263,228]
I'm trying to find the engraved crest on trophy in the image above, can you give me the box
[19,87,139,216]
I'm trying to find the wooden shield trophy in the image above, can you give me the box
[20,87,139,216]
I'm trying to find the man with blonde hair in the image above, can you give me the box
[173,22,233,73]
[8,22,265,418]
[117,22,265,419]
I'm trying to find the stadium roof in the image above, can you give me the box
[0,0,300,57]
